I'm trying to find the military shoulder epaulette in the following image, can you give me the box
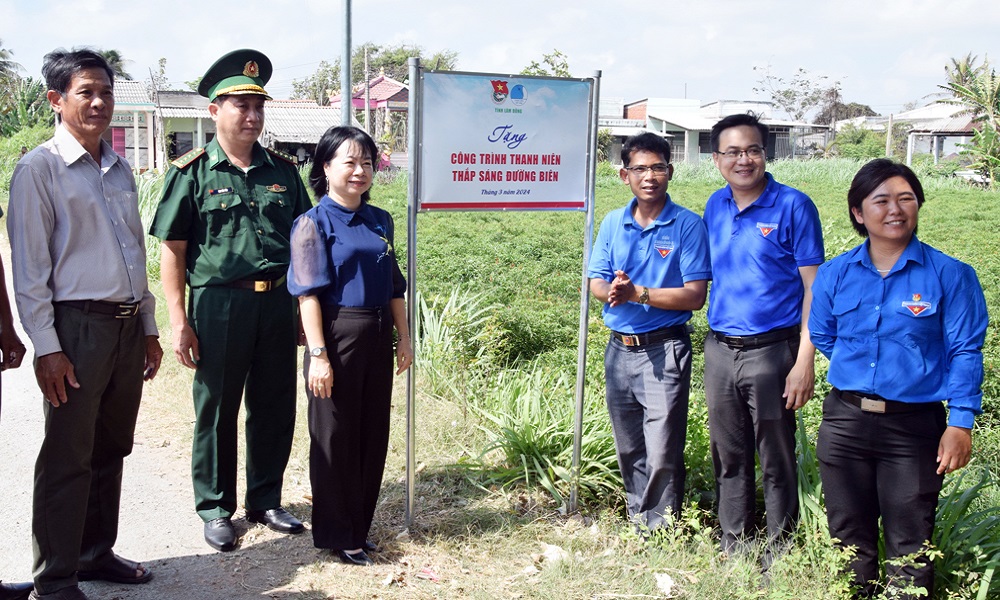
[266,147,298,166]
[171,147,206,169]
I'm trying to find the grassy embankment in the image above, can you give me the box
[4,136,998,597]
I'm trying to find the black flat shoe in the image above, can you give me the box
[204,517,237,552]
[364,540,378,552]
[246,507,304,534]
[337,549,374,566]
[0,580,33,600]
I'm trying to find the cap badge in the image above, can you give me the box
[243,61,260,78]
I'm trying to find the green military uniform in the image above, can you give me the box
[148,50,312,523]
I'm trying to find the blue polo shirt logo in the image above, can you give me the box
[654,237,675,258]
[757,222,778,237]
[903,293,932,316]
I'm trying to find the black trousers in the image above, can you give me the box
[33,305,145,593]
[306,306,393,550]
[817,391,945,599]
[703,334,799,555]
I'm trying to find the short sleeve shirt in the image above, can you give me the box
[287,197,405,307]
[703,172,824,335]
[588,196,712,334]
[148,138,312,286]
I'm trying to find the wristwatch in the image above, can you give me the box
[638,286,649,305]
[309,346,327,357]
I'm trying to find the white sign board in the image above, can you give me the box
[418,71,592,211]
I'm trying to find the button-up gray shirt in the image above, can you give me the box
[8,125,157,356]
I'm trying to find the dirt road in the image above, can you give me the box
[0,240,324,600]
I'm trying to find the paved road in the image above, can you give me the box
[0,238,318,599]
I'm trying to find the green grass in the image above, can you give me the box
[7,139,1000,598]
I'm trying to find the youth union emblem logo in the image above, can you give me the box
[902,293,932,316]
[757,222,778,237]
[654,237,675,258]
[510,84,527,106]
[490,80,509,104]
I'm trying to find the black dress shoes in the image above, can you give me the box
[337,549,374,566]
[0,580,33,600]
[204,517,237,552]
[364,540,378,552]
[246,507,304,534]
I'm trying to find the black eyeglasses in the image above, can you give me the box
[625,164,670,176]
[715,146,765,160]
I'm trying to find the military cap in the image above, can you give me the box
[198,49,273,101]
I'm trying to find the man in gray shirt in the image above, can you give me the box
[8,48,162,600]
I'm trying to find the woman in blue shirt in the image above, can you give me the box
[809,159,987,598]
[288,126,413,566]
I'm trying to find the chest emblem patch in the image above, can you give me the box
[653,237,675,258]
[266,184,287,193]
[757,222,778,237]
[902,293,932,316]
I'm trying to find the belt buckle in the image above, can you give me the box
[724,336,744,348]
[860,397,886,413]
[622,334,640,347]
[253,280,271,292]
[115,304,137,319]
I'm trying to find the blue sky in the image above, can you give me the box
[2,0,998,117]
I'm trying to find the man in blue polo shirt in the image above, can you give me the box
[702,113,824,561]
[588,133,711,531]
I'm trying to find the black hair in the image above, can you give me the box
[41,48,114,94]
[710,111,769,153]
[308,126,380,201]
[620,132,671,167]
[847,158,925,237]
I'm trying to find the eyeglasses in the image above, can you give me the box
[625,164,670,176]
[715,146,765,160]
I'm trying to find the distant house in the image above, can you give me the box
[837,103,975,165]
[108,79,156,171]
[110,84,356,170]
[599,97,824,164]
[329,70,409,151]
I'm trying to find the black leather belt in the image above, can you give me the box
[712,325,798,349]
[612,324,691,347]
[225,273,287,292]
[57,300,139,319]
[834,388,935,414]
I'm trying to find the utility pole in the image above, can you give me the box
[341,0,352,126]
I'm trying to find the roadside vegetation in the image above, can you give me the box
[3,139,998,598]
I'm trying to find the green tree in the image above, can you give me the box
[0,76,49,136]
[521,49,571,77]
[814,101,878,127]
[753,64,840,122]
[0,38,22,82]
[291,43,459,105]
[938,57,1000,186]
[99,49,132,80]
[292,60,337,105]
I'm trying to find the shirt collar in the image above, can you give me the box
[206,137,269,170]
[623,194,678,229]
[851,234,925,273]
[52,125,120,169]
[322,196,375,225]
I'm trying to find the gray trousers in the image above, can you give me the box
[703,333,799,554]
[604,333,691,530]
[33,304,145,594]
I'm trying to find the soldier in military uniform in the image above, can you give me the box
[149,49,312,552]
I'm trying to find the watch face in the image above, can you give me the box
[310,347,325,357]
